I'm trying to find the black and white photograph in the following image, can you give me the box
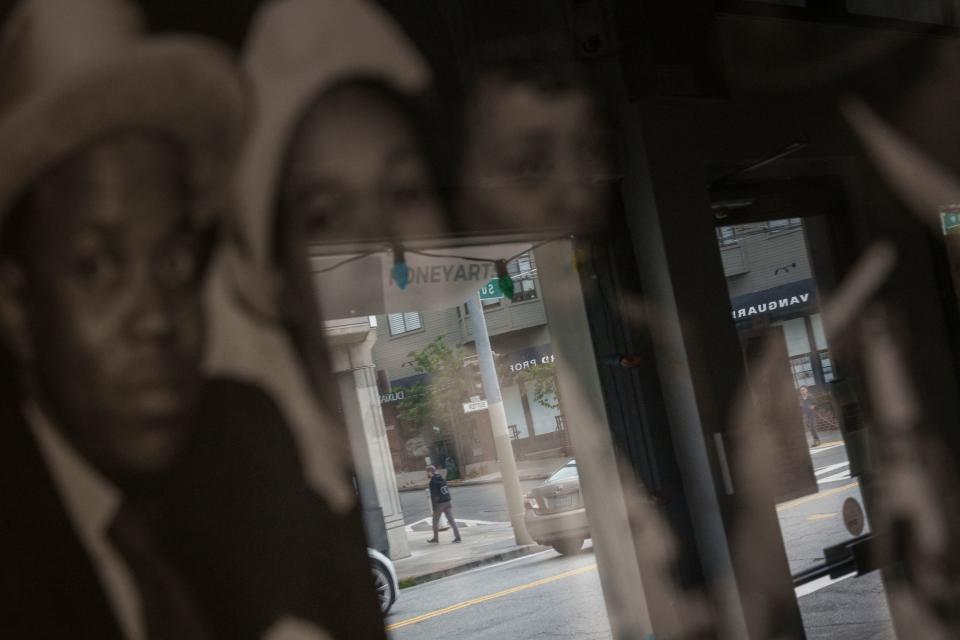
[4,1,960,639]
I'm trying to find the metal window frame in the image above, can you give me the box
[716,0,960,35]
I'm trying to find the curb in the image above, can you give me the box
[397,544,548,588]
[397,473,551,493]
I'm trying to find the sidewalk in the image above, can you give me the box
[396,455,568,492]
[394,518,547,586]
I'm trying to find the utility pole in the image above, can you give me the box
[467,293,533,545]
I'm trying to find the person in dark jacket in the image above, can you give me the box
[426,465,462,543]
[799,386,821,447]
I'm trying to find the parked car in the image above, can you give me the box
[368,548,399,614]
[523,459,590,555]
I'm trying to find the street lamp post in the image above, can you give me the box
[466,293,533,545]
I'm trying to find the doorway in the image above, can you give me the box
[714,182,898,640]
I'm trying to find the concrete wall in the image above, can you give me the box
[722,226,814,297]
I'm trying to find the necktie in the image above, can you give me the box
[108,503,212,640]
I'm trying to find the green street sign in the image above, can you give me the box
[943,211,960,236]
[478,278,503,300]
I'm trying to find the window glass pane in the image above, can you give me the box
[780,317,811,357]
[790,354,816,388]
[768,217,802,232]
[819,350,835,383]
[717,226,738,246]
[811,313,828,351]
[549,464,579,482]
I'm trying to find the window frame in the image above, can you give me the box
[716,0,960,35]
[387,312,423,336]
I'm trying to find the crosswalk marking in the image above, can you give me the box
[815,461,849,476]
[404,517,505,533]
[810,442,844,455]
[818,470,852,484]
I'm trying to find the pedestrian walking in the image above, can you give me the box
[799,386,821,447]
[426,465,462,543]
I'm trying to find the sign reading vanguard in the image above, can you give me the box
[729,279,818,322]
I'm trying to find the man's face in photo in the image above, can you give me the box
[2,133,207,483]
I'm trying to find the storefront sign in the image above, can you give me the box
[505,344,555,373]
[311,242,532,320]
[729,279,818,322]
[379,390,405,404]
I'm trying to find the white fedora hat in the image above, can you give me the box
[203,0,431,511]
[0,0,248,225]
[227,0,430,315]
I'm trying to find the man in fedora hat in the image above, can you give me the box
[0,1,385,639]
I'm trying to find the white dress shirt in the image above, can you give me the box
[26,402,145,640]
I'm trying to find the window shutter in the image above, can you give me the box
[388,313,405,335]
[404,312,422,331]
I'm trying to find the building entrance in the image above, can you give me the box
[715,196,898,639]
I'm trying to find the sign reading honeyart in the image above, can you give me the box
[729,278,819,322]
[310,242,532,320]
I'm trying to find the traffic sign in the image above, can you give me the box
[462,399,489,413]
[478,279,503,300]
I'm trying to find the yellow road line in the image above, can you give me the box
[777,482,858,512]
[386,564,598,631]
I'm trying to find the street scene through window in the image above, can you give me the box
[9,1,960,639]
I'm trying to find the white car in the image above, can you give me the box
[368,548,399,614]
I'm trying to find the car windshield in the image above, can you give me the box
[548,463,579,482]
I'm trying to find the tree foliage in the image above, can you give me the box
[396,337,470,439]
[514,361,560,410]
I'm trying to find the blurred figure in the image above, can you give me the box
[457,52,611,234]
[213,0,445,444]
[0,1,384,639]
[210,0,443,384]
[0,0,246,637]
[799,385,820,446]
[202,0,447,634]
[276,77,444,262]
[272,77,447,357]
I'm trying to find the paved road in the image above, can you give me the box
[400,480,543,525]
[773,438,895,639]
[392,435,896,639]
[777,440,867,574]
[387,546,611,640]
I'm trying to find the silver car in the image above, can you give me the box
[523,459,590,555]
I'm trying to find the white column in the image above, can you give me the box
[328,320,410,559]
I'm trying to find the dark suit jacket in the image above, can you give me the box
[0,378,385,640]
